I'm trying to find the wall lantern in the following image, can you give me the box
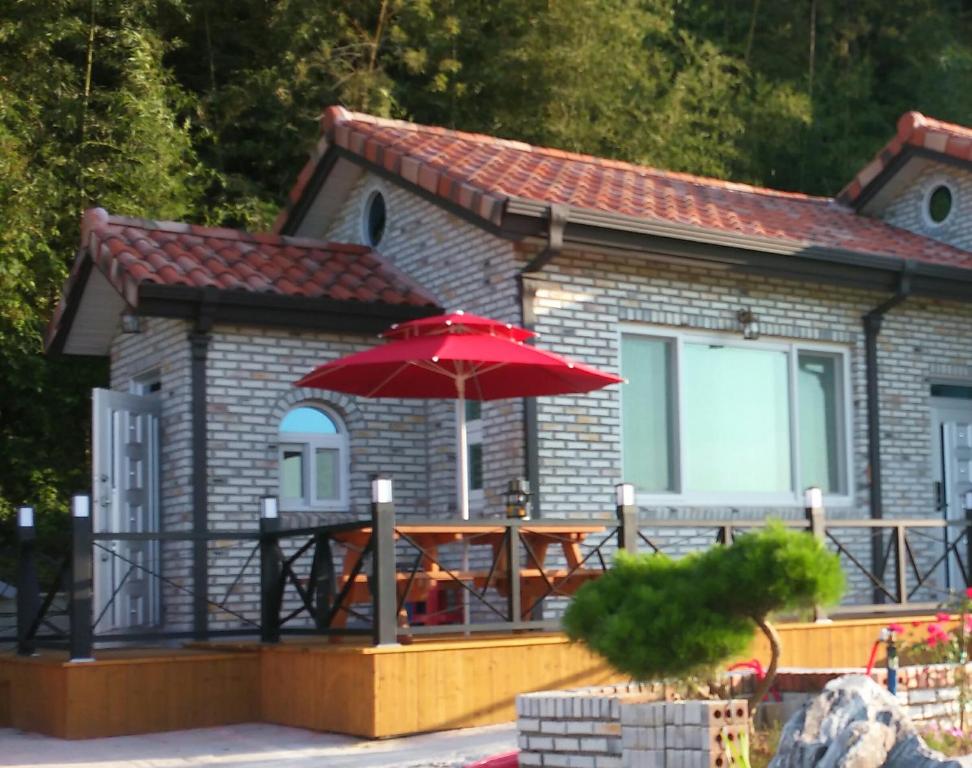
[737,308,759,340]
[505,478,531,519]
[120,310,141,334]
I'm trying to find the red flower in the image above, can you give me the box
[887,623,905,634]
[964,615,972,633]
[936,612,952,622]
[965,587,972,599]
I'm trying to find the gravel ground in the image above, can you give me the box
[0,722,517,768]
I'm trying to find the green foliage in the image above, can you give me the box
[563,524,844,681]
[1,0,971,569]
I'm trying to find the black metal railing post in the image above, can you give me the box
[16,506,40,656]
[371,475,398,646]
[804,487,828,622]
[69,493,94,661]
[506,520,522,623]
[615,483,638,555]
[259,496,282,643]
[965,493,972,586]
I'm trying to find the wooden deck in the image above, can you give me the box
[0,615,940,740]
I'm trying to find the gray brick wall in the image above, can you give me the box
[520,243,972,529]
[316,172,525,517]
[876,159,972,251]
[109,317,194,629]
[104,176,972,629]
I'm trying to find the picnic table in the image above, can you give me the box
[327,522,608,626]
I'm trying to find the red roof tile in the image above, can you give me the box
[46,208,437,350]
[277,107,972,271]
[838,111,972,205]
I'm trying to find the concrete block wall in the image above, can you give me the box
[516,686,749,768]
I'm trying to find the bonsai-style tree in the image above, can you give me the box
[563,523,844,714]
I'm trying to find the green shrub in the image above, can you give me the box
[563,522,844,710]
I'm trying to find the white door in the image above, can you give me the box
[92,388,161,632]
[931,395,972,592]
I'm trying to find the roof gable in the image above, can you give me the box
[47,208,439,355]
[839,112,972,209]
[276,107,972,277]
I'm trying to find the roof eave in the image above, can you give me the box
[507,198,972,301]
[137,283,441,333]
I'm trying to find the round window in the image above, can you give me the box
[364,190,386,247]
[926,184,954,225]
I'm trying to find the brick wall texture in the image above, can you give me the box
[877,159,972,251]
[103,167,972,629]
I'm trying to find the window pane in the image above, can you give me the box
[798,353,842,493]
[280,407,337,434]
[621,336,674,492]
[468,443,484,491]
[683,344,791,493]
[281,449,304,499]
[315,448,339,500]
[465,400,482,421]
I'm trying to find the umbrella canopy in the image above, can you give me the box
[295,312,623,517]
[381,311,535,342]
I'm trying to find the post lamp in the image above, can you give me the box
[615,482,637,553]
[370,475,398,645]
[259,495,281,643]
[505,478,531,520]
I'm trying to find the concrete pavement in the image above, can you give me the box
[0,722,518,768]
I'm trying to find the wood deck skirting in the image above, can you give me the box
[0,616,941,739]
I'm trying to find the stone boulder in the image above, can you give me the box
[770,674,970,768]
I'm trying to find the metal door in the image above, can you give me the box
[940,421,972,591]
[92,388,161,631]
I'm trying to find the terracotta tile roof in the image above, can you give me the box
[839,112,972,206]
[277,106,972,271]
[46,208,437,350]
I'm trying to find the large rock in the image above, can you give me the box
[770,674,969,768]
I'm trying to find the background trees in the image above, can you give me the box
[2,0,971,541]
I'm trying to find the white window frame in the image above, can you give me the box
[278,405,349,512]
[464,402,485,513]
[619,325,855,508]
[921,177,957,228]
[360,182,388,248]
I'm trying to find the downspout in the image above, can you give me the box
[863,260,914,601]
[518,203,569,519]
[189,288,218,640]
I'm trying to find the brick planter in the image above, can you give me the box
[774,663,972,725]
[516,685,749,768]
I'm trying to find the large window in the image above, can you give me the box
[621,330,851,504]
[278,405,349,510]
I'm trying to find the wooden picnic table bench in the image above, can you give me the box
[327,523,607,625]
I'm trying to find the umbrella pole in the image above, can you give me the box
[455,379,472,633]
[456,384,470,521]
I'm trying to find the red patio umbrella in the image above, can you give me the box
[295,311,623,518]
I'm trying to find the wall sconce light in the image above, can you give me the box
[120,310,141,334]
[505,478,531,519]
[737,308,759,340]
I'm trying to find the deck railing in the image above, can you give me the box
[8,483,972,657]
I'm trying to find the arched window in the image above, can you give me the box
[278,405,349,510]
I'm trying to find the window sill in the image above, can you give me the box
[634,493,855,509]
[280,502,349,514]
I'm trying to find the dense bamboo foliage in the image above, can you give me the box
[2,0,971,540]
